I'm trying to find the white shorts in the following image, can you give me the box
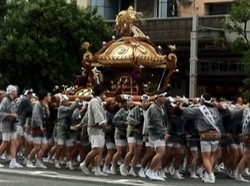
[145,141,154,148]
[53,137,58,143]
[33,136,47,145]
[25,133,33,143]
[190,146,199,152]
[57,138,74,147]
[127,137,143,145]
[2,131,17,141]
[115,138,127,147]
[228,143,238,149]
[200,140,219,153]
[47,138,53,145]
[106,142,116,149]
[89,135,105,148]
[149,138,165,150]
[166,142,183,148]
[16,125,24,136]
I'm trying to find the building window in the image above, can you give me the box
[120,0,134,11]
[120,0,157,18]
[137,0,156,18]
[91,0,119,20]
[205,3,232,15]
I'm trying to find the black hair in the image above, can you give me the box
[37,89,48,101]
[202,92,211,101]
[93,84,104,97]
[23,86,33,94]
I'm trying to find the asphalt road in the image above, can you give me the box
[0,160,248,186]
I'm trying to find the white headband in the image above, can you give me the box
[201,95,212,104]
[155,92,168,98]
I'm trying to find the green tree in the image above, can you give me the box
[223,0,250,100]
[0,0,7,22]
[0,0,113,91]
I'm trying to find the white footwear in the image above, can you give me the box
[146,169,159,180]
[95,171,108,176]
[1,152,10,162]
[9,161,23,168]
[55,160,61,169]
[48,157,55,164]
[203,177,215,183]
[190,172,199,179]
[236,175,250,183]
[66,161,74,170]
[164,166,169,174]
[128,168,137,177]
[202,172,209,181]
[0,163,4,168]
[80,162,90,175]
[219,163,224,171]
[35,160,47,169]
[154,171,165,181]
[173,170,184,180]
[110,164,117,174]
[95,167,108,176]
[119,164,128,176]
[59,158,66,165]
[159,169,167,179]
[22,157,27,165]
[138,167,146,178]
[146,169,154,180]
[244,168,250,176]
[197,166,204,178]
[169,164,175,175]
[214,164,222,173]
[26,160,36,168]
[102,164,111,174]
[203,172,215,183]
[117,159,123,165]
[43,157,49,163]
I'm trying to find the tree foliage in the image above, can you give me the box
[0,0,113,91]
[223,0,250,100]
[0,0,7,22]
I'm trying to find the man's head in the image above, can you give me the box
[200,93,213,105]
[6,85,18,98]
[93,84,104,96]
[60,94,70,106]
[141,94,151,110]
[154,89,168,105]
[23,86,33,96]
[92,84,105,100]
[37,89,50,102]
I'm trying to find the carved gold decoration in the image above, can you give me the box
[168,44,176,52]
[82,42,93,60]
[131,26,146,37]
[96,37,166,67]
[168,53,177,64]
[115,6,143,36]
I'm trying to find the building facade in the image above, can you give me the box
[178,0,233,17]
[77,0,178,19]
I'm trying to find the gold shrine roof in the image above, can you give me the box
[94,37,167,68]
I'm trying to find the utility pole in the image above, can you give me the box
[189,14,198,98]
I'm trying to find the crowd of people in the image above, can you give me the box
[0,84,250,184]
